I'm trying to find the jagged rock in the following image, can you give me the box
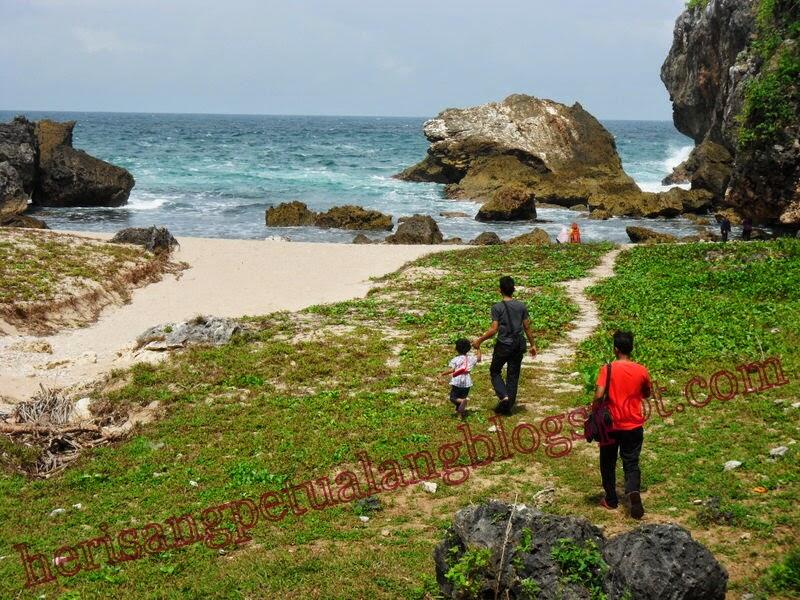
[569,204,589,212]
[688,141,734,198]
[395,94,641,206]
[111,226,178,254]
[136,316,240,351]
[626,227,678,244]
[314,205,393,230]
[352,234,374,244]
[434,501,727,600]
[508,227,551,245]
[662,160,692,185]
[385,215,443,245]
[440,211,470,218]
[475,185,537,221]
[0,116,37,194]
[470,231,504,245]
[589,209,612,220]
[0,214,48,229]
[34,120,134,207]
[266,201,316,227]
[604,525,728,600]
[0,161,28,219]
[590,188,714,218]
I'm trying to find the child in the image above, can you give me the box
[441,338,481,418]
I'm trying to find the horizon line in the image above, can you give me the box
[0,108,676,123]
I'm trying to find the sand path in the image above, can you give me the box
[0,232,451,404]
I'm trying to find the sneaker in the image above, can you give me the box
[493,397,511,415]
[599,498,618,510]
[628,491,644,519]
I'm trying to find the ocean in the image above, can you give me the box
[0,111,701,243]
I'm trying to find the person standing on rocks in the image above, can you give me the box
[742,218,753,241]
[595,331,651,519]
[472,276,537,415]
[719,216,732,242]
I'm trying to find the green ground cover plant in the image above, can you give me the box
[0,239,797,599]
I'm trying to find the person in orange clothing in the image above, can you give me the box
[594,331,652,519]
[569,222,582,244]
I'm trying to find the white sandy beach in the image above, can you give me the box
[0,231,452,404]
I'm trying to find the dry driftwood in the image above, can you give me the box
[0,422,101,435]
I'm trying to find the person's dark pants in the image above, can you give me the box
[599,427,643,506]
[722,231,729,242]
[449,385,470,405]
[490,344,524,410]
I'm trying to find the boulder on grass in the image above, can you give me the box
[136,316,240,351]
[266,201,316,227]
[470,231,504,245]
[385,215,443,245]
[476,185,537,221]
[626,226,678,244]
[434,501,727,600]
[111,226,178,254]
[508,227,550,245]
[314,205,393,230]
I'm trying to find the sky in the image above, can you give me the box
[0,0,688,120]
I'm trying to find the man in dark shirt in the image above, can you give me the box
[720,216,732,242]
[473,276,537,415]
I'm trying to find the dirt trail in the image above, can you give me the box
[524,246,626,394]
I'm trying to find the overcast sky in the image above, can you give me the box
[0,0,688,120]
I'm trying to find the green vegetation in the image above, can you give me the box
[738,0,800,149]
[686,0,710,10]
[0,239,798,598]
[445,546,492,598]
[760,546,800,596]
[551,538,609,600]
[0,229,152,304]
[520,576,541,599]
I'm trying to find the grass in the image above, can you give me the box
[0,229,152,304]
[0,239,798,599]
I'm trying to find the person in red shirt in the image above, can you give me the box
[594,331,652,519]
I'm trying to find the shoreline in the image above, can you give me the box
[0,229,455,404]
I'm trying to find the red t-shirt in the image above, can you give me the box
[596,360,651,431]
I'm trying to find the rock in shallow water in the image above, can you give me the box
[475,185,537,221]
[266,201,315,226]
[314,205,393,231]
[385,215,443,245]
[470,231,504,245]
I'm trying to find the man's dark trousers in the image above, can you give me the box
[490,342,524,410]
[599,427,644,506]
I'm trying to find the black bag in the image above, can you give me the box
[584,363,614,443]
[496,300,526,355]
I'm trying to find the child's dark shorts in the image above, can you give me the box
[449,385,471,403]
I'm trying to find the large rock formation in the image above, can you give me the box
[434,501,727,599]
[396,95,717,217]
[33,120,134,207]
[661,0,799,226]
[0,116,135,222]
[396,94,641,206]
[475,185,537,221]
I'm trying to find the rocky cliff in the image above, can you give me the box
[396,94,713,218]
[0,116,135,227]
[662,0,799,226]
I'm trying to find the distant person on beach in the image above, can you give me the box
[719,216,732,242]
[441,339,481,418]
[557,225,570,244]
[472,276,537,415]
[742,218,753,241]
[569,222,582,244]
[594,331,652,519]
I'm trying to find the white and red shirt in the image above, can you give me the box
[449,354,478,388]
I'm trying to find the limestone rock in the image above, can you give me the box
[508,227,551,245]
[569,204,589,212]
[136,316,240,351]
[34,120,134,207]
[626,227,678,244]
[352,234,374,244]
[589,209,612,220]
[442,237,464,245]
[111,226,178,254]
[314,205,393,231]
[0,116,38,194]
[0,214,48,229]
[440,211,469,218]
[662,160,692,185]
[0,161,29,219]
[385,215,443,245]
[475,185,537,221]
[266,201,316,227]
[395,94,641,206]
[434,501,727,600]
[590,188,713,218]
[470,231,504,245]
[604,525,728,600]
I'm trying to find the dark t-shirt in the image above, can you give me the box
[491,300,529,346]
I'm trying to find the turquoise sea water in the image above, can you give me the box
[0,111,700,242]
